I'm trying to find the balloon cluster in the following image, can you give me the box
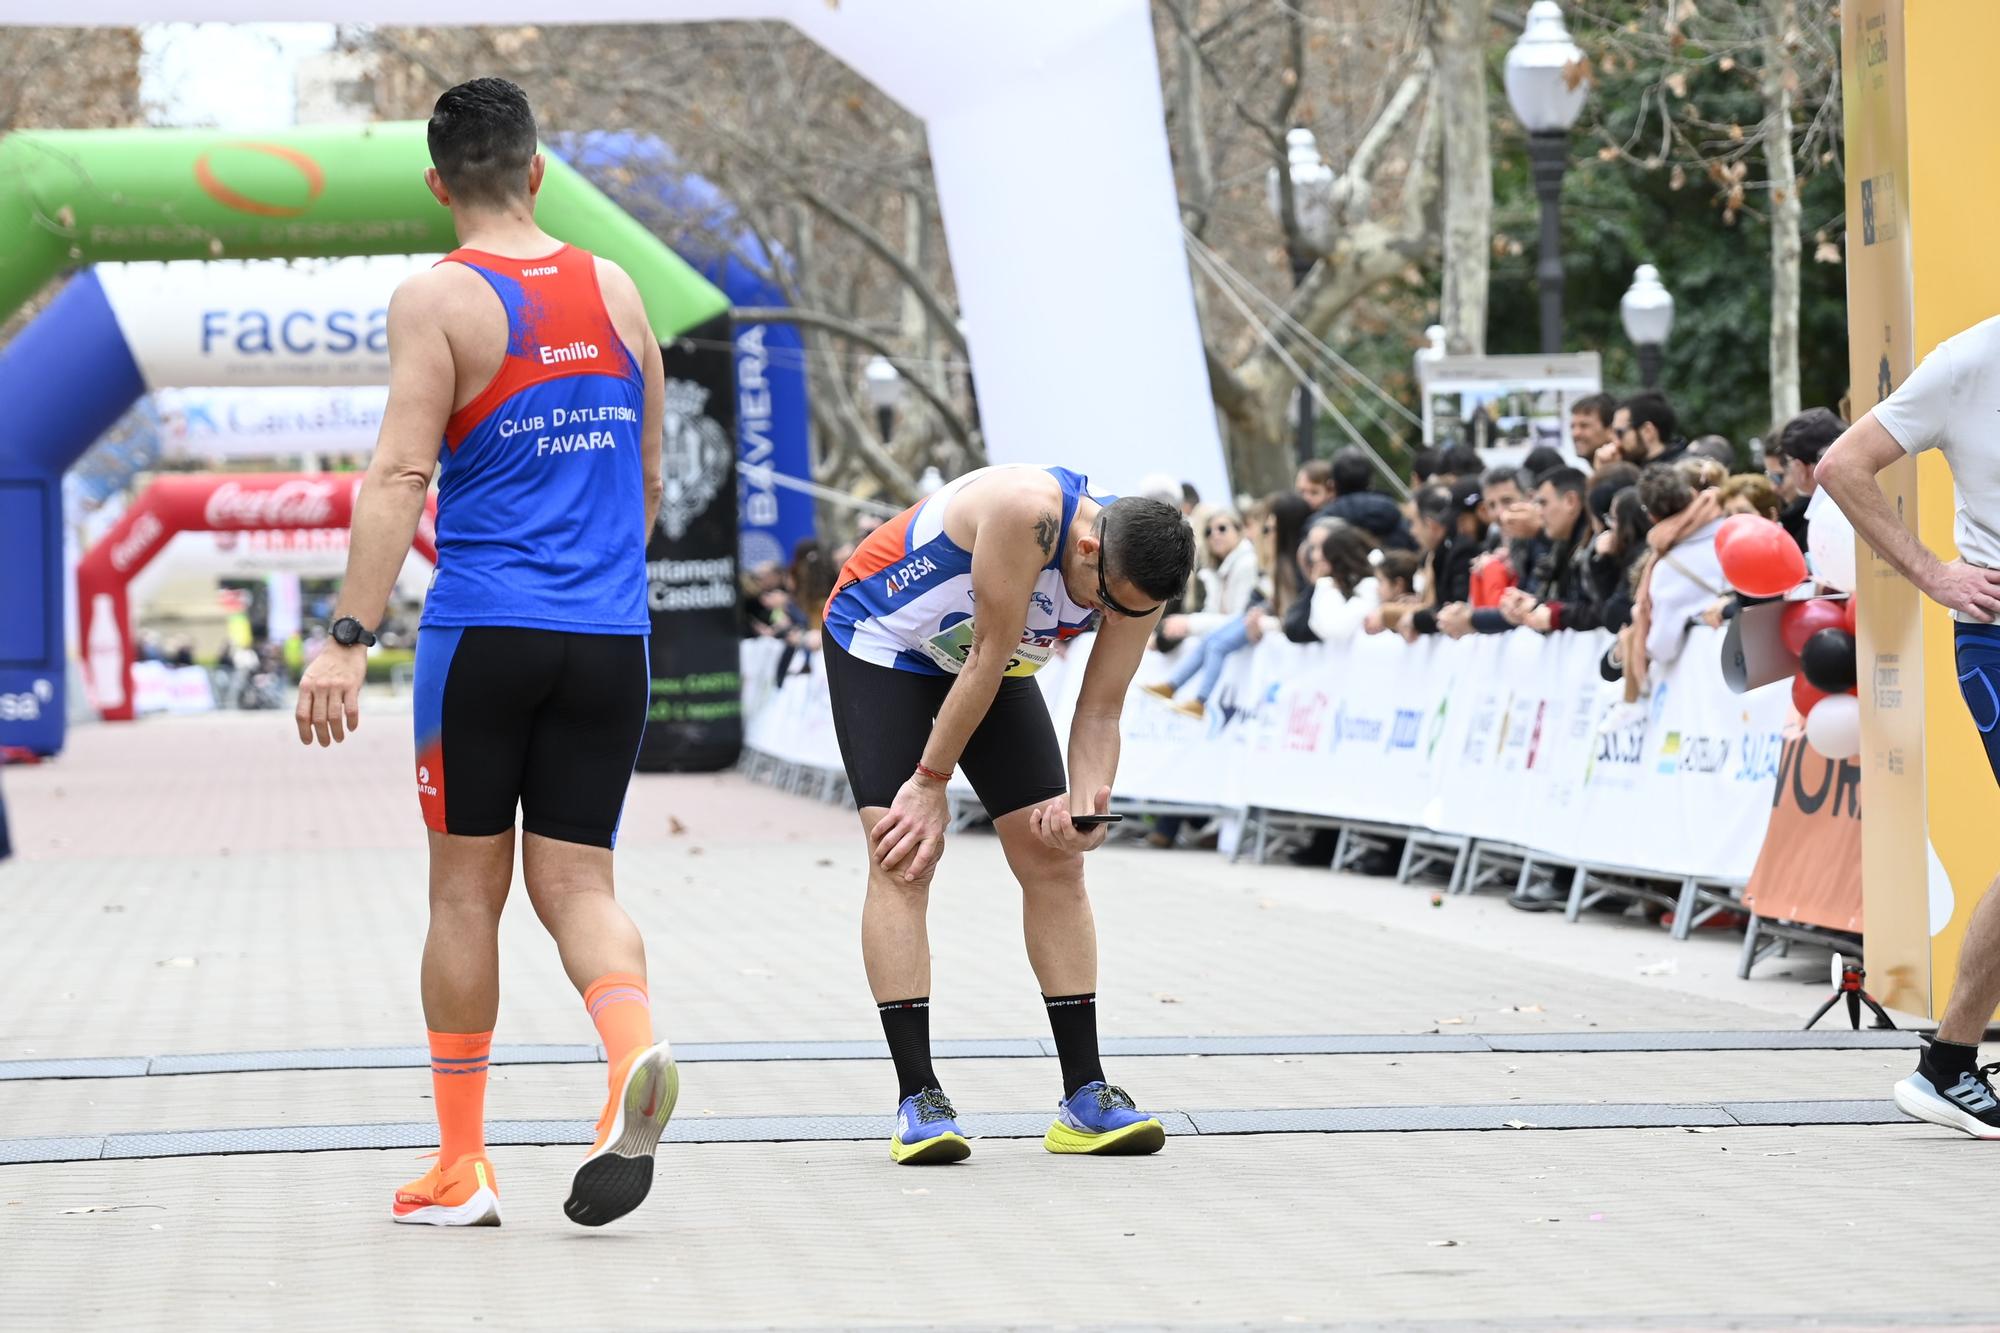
[1716,514,1859,760]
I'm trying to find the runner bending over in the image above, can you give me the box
[821,464,1194,1162]
[295,78,675,1226]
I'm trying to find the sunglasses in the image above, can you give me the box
[1094,516,1162,620]
[1205,523,1237,537]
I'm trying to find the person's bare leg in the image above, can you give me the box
[421,829,515,1032]
[860,807,934,1002]
[1936,872,2000,1043]
[994,807,1096,996]
[521,832,646,991]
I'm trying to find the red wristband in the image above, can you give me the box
[914,762,952,784]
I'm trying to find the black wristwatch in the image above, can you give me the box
[329,617,378,648]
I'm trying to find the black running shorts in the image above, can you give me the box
[821,632,1067,818]
[413,626,649,847]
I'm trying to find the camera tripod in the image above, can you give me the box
[1804,952,1897,1031]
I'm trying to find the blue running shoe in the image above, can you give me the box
[1044,1081,1166,1156]
[890,1088,972,1164]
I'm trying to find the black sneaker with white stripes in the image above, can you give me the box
[1894,1053,2000,1140]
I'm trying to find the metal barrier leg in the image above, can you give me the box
[1564,869,1587,923]
[1671,879,1698,942]
[1395,835,1419,884]
[1446,841,1469,895]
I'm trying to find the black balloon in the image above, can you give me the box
[1800,627,1858,695]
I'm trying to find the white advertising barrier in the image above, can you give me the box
[155,385,388,459]
[96,255,436,388]
[130,661,215,717]
[742,626,1792,883]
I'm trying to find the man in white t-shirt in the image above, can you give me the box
[1818,314,2000,1139]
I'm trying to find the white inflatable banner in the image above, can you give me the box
[97,256,435,388]
[47,2,1232,503]
[743,626,1793,884]
[156,385,389,460]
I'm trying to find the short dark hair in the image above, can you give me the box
[1437,444,1483,479]
[1624,391,1678,445]
[1637,462,1695,521]
[1592,460,1641,495]
[1537,465,1589,502]
[1413,482,1455,526]
[1410,447,1445,484]
[1572,392,1617,426]
[1482,465,1527,494]
[1180,481,1201,508]
[1522,444,1568,484]
[1101,497,1196,604]
[1689,433,1738,471]
[428,78,538,207]
[1329,446,1375,497]
[1298,459,1332,487]
[1777,407,1848,465]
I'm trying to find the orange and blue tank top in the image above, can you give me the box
[420,244,649,634]
[824,465,1104,676]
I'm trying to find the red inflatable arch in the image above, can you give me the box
[77,472,437,722]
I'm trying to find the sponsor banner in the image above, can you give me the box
[97,256,431,388]
[131,662,216,718]
[1743,738,1864,933]
[76,472,437,723]
[155,385,389,460]
[743,624,1796,884]
[638,315,742,772]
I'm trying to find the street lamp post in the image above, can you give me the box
[1620,264,1675,389]
[863,355,903,443]
[1266,127,1336,466]
[1504,1,1588,355]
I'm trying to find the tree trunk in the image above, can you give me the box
[1431,0,1493,356]
[1762,0,1803,426]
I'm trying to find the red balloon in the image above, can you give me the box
[1715,513,1766,560]
[1841,595,1858,634]
[1780,599,1847,656]
[1718,518,1808,597]
[1792,673,1829,716]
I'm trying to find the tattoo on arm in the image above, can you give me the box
[1034,511,1059,559]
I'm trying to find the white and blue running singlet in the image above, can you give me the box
[824,465,1106,676]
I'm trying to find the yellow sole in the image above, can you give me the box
[890,1131,972,1165]
[1043,1117,1166,1156]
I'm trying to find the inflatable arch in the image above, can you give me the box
[76,473,438,721]
[15,2,1231,502]
[0,123,731,756]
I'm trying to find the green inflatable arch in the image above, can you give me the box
[0,121,729,332]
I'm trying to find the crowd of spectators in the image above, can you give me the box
[1138,389,1848,906]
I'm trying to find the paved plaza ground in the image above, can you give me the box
[0,709,1988,1331]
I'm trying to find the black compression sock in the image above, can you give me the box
[878,997,939,1101]
[1923,1036,1979,1082]
[1044,992,1106,1099]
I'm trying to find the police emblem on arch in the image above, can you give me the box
[657,377,731,542]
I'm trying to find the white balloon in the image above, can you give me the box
[1807,490,1859,593]
[1805,692,1862,760]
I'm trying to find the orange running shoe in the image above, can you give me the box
[564,1040,678,1228]
[391,1152,501,1227]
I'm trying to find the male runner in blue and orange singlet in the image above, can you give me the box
[296,78,674,1228]
[822,466,1194,1162]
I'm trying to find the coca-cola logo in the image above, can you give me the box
[204,479,337,530]
[110,512,165,573]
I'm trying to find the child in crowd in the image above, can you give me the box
[1145,492,1307,719]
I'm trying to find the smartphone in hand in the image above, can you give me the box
[1068,814,1124,829]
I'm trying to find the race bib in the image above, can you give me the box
[922,619,1052,677]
